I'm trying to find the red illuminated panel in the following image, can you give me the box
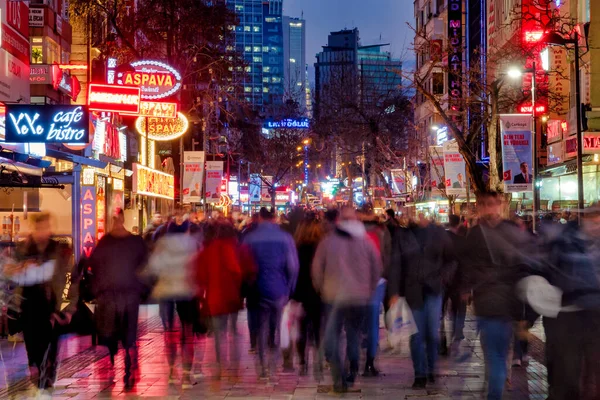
[122,101,178,118]
[519,104,546,114]
[88,84,141,114]
[58,64,89,70]
[524,30,544,42]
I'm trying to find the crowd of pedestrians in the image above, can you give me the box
[2,193,600,400]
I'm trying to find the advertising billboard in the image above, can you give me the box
[443,140,467,196]
[182,151,205,204]
[205,161,224,203]
[500,114,533,193]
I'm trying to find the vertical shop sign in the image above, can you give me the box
[81,186,96,258]
[500,114,533,193]
[443,140,467,196]
[447,0,463,114]
[96,176,106,241]
[182,151,205,203]
[205,161,224,203]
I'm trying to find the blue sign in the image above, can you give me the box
[5,105,90,143]
[265,118,310,130]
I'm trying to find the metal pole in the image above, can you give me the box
[574,33,584,222]
[532,61,537,232]
[72,165,81,262]
[180,136,184,206]
[247,161,251,214]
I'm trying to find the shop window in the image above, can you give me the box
[46,38,60,64]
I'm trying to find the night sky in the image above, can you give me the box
[282,0,415,82]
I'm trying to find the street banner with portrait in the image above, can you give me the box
[205,161,224,203]
[249,174,262,203]
[261,176,273,202]
[500,114,533,193]
[182,151,205,203]
[390,169,406,196]
[429,146,445,191]
[442,140,467,196]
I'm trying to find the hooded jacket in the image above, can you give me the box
[312,220,382,305]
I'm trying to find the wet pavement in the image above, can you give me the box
[0,305,548,399]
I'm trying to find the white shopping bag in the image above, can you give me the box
[280,303,291,349]
[280,301,304,349]
[386,297,418,349]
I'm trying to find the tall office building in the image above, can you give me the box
[226,0,284,111]
[283,16,307,113]
[314,28,402,118]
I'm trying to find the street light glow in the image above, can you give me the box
[431,125,439,131]
[507,67,523,79]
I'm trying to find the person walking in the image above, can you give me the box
[291,215,324,376]
[460,192,534,400]
[145,219,198,388]
[540,205,600,400]
[242,207,299,379]
[88,208,149,388]
[4,212,78,390]
[388,213,456,388]
[312,207,382,392]
[196,219,256,377]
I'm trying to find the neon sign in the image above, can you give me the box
[117,60,182,100]
[265,118,310,129]
[5,105,90,143]
[447,0,463,113]
[88,84,141,114]
[524,30,544,43]
[122,101,178,118]
[29,64,62,88]
[135,112,189,141]
[132,163,175,199]
[81,186,97,258]
[518,104,546,114]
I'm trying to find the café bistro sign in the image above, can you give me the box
[5,105,90,143]
[117,60,182,100]
[132,163,174,200]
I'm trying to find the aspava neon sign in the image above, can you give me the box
[5,105,90,143]
[118,60,182,100]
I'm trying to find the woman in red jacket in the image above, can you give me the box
[196,219,255,376]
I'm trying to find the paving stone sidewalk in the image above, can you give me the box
[0,305,548,399]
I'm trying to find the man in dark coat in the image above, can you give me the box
[388,213,456,388]
[89,208,148,388]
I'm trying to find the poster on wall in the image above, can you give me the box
[390,169,406,196]
[443,140,467,196]
[182,151,205,204]
[205,161,223,203]
[249,174,262,203]
[500,114,533,193]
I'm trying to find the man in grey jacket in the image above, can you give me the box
[312,207,382,392]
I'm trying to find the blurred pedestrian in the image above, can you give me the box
[388,212,456,388]
[197,219,256,377]
[541,204,600,399]
[146,219,198,388]
[142,213,162,248]
[4,212,78,389]
[242,207,299,378]
[89,208,149,388]
[461,192,533,400]
[312,207,382,392]
[291,216,324,375]
[385,209,400,238]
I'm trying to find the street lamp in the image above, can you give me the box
[545,31,584,221]
[507,62,539,230]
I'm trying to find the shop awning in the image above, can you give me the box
[45,148,108,169]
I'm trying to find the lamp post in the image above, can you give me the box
[507,63,538,231]
[545,31,584,223]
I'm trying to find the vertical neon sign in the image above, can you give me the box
[81,186,97,258]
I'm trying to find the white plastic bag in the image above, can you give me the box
[280,301,304,349]
[280,303,291,349]
[386,297,418,349]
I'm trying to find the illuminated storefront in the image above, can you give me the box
[128,163,174,231]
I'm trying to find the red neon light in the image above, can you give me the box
[122,101,178,118]
[524,30,544,42]
[519,104,547,114]
[58,64,89,70]
[88,84,141,114]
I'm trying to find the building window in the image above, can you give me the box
[433,72,444,94]
[244,86,252,92]
[263,87,269,93]
[253,56,262,63]
[264,66,270,73]
[263,77,269,83]
[253,26,261,32]
[245,66,251,72]
[244,46,252,52]
[253,46,261,52]
[244,26,251,32]
[272,77,281,83]
[31,37,43,64]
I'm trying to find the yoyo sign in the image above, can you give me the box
[118,60,182,100]
[5,105,90,143]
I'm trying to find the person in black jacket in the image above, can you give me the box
[461,192,535,400]
[290,216,324,375]
[388,213,456,389]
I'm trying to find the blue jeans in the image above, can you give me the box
[409,293,443,379]
[324,304,366,388]
[477,317,512,400]
[257,298,286,370]
[366,282,387,359]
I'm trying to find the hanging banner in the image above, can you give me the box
[249,174,262,203]
[261,176,273,202]
[205,161,224,203]
[182,151,205,204]
[500,114,533,193]
[429,146,445,190]
[390,169,406,196]
[443,140,467,196]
